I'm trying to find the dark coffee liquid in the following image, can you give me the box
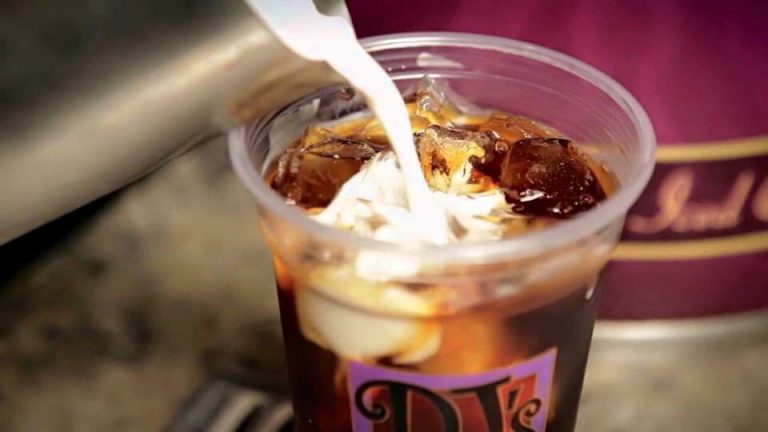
[275,263,601,432]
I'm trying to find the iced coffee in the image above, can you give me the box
[261,78,616,431]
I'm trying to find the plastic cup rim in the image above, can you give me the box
[228,31,656,263]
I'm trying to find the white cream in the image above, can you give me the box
[295,265,442,364]
[312,151,509,244]
[311,151,511,279]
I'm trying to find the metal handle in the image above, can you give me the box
[0,0,347,243]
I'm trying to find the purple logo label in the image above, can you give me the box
[348,349,556,432]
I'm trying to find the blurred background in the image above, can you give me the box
[0,0,766,431]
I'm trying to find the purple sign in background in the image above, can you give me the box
[349,0,768,319]
[348,0,768,144]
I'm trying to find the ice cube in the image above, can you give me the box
[476,113,559,143]
[270,131,379,208]
[412,85,453,127]
[405,76,490,128]
[493,138,606,218]
[416,125,493,192]
[317,77,489,147]
[305,137,377,159]
[356,110,432,145]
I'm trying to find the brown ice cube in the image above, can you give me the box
[477,113,559,142]
[408,76,495,127]
[486,138,606,218]
[402,77,454,127]
[325,78,456,145]
[271,130,378,208]
[415,125,493,190]
[411,87,453,127]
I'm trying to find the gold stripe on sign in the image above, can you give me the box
[657,136,768,162]
[613,230,768,261]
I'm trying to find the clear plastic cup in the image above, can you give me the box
[229,32,655,432]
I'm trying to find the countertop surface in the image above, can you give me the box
[1,138,766,432]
